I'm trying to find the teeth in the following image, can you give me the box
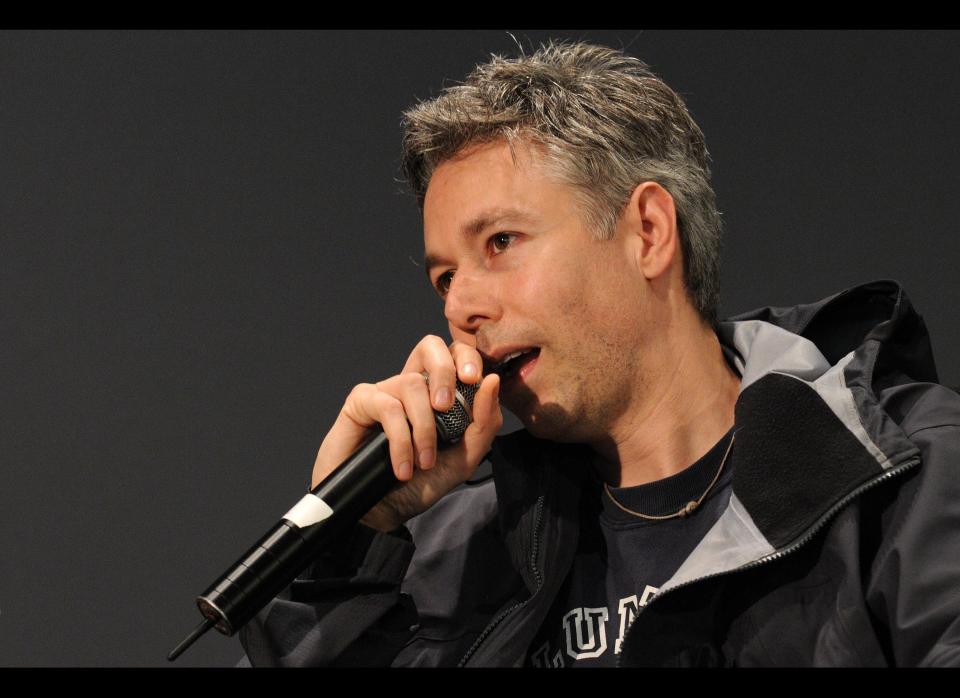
[498,350,529,367]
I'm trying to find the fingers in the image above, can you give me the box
[370,389,417,481]
[401,335,456,411]
[361,371,446,479]
[336,383,418,482]
[474,373,503,439]
[401,335,484,412]
[378,372,439,472]
[351,370,497,479]
[357,375,502,532]
[320,336,494,491]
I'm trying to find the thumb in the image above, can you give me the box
[458,373,502,470]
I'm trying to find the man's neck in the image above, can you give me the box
[589,317,741,488]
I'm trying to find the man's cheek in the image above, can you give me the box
[506,270,545,310]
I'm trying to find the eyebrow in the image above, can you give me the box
[423,207,538,278]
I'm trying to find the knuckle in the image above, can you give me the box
[344,383,377,416]
[434,357,456,375]
[349,382,373,400]
[377,393,404,415]
[385,400,406,418]
[401,371,427,392]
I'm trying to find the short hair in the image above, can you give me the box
[401,40,723,329]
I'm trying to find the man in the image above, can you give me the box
[239,41,960,666]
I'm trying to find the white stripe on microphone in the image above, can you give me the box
[283,493,334,528]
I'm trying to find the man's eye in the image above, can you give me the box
[436,271,454,295]
[491,233,515,253]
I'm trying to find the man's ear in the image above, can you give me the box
[622,181,679,281]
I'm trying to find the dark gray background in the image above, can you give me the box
[2,30,957,667]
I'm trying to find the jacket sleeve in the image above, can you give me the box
[238,522,419,667]
[867,383,960,666]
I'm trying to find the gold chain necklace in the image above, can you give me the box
[603,431,736,521]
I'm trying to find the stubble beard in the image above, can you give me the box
[510,339,640,445]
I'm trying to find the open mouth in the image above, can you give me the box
[494,348,541,380]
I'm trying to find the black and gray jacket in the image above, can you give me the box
[239,279,960,667]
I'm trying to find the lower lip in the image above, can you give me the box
[515,351,540,383]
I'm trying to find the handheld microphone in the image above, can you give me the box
[167,378,479,661]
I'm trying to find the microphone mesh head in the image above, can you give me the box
[435,379,478,444]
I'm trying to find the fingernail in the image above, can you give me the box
[398,461,412,480]
[462,363,478,379]
[419,448,435,469]
[435,387,451,409]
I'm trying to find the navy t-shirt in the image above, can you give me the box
[526,427,735,667]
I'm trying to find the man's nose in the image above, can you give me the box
[443,269,500,333]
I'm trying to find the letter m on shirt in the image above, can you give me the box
[615,586,658,655]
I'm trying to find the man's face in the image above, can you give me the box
[422,139,652,442]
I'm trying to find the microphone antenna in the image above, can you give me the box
[167,617,215,662]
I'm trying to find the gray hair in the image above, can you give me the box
[401,40,723,329]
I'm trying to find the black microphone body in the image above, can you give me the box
[192,379,478,639]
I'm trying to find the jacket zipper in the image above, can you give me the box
[615,456,922,667]
[457,494,546,667]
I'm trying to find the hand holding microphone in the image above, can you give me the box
[314,335,502,532]
[168,336,501,660]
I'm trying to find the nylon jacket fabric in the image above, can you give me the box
[239,279,960,667]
